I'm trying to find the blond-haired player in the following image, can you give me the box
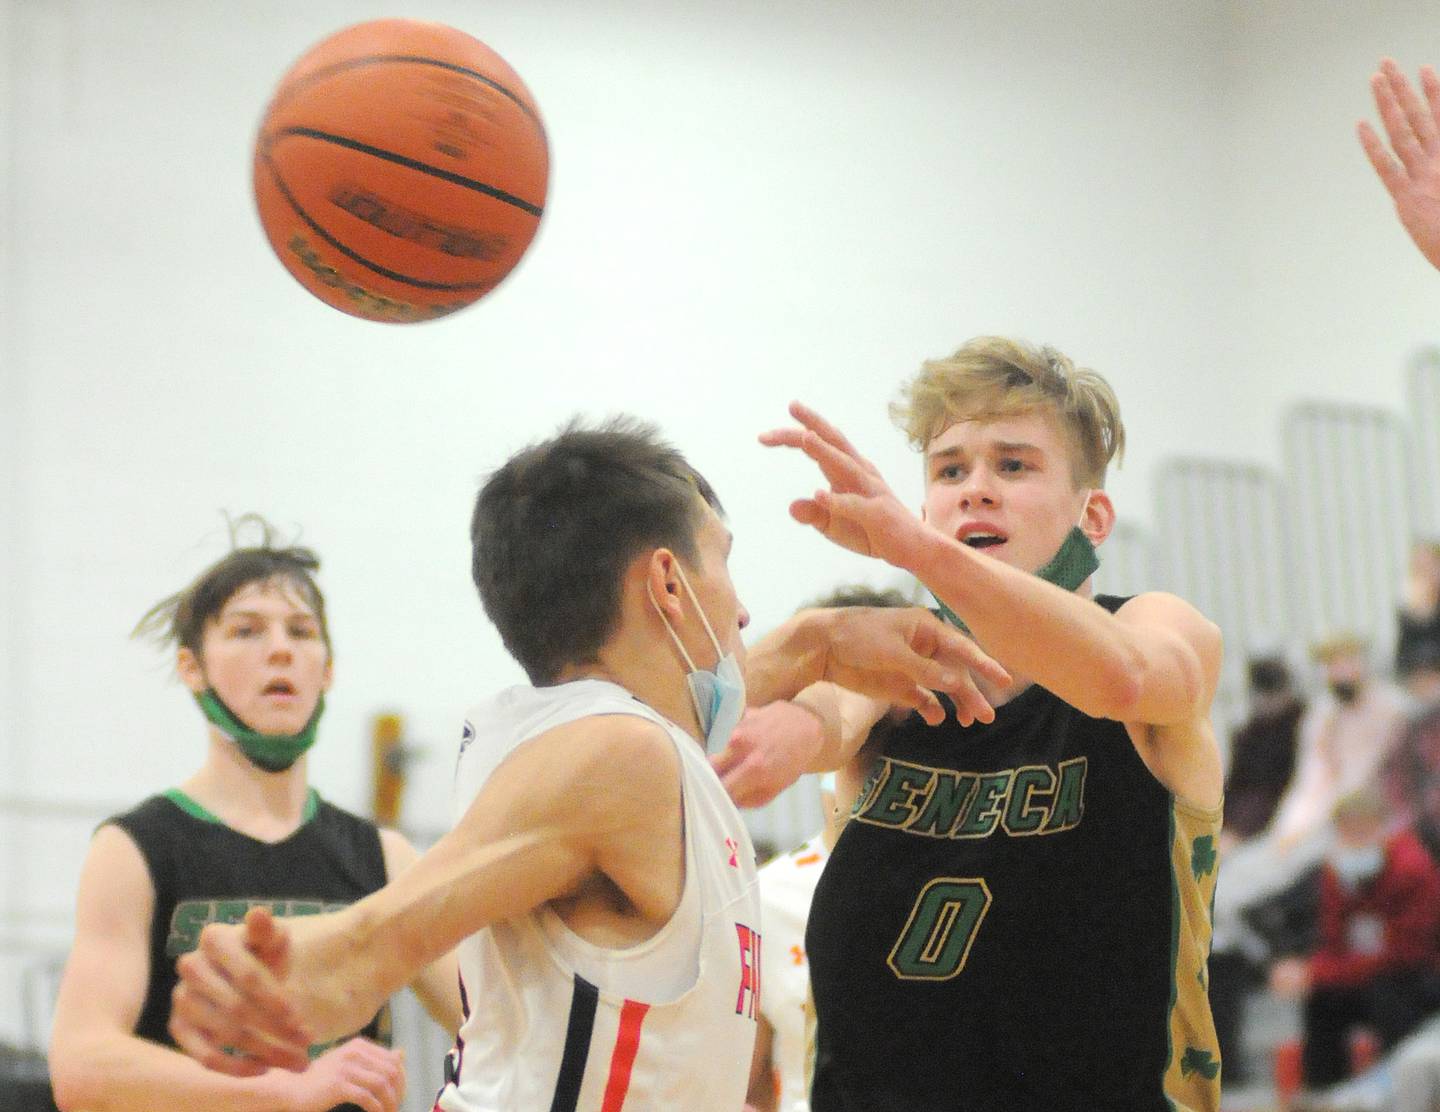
[762,337,1225,1112]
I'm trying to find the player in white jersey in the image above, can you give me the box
[168,419,1008,1111]
[439,680,761,1111]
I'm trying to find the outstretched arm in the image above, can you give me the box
[48,825,406,1112]
[171,715,680,1072]
[715,605,1010,806]
[1359,58,1440,271]
[762,403,1223,803]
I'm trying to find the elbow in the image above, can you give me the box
[49,1059,103,1112]
[1091,648,1147,721]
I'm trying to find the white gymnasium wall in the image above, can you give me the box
[0,0,1435,1043]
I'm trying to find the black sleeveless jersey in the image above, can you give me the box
[106,791,390,1065]
[807,596,1222,1112]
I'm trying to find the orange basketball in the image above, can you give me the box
[254,19,549,323]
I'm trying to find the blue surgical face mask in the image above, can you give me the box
[651,562,747,752]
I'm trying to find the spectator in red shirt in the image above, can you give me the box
[1270,786,1440,1088]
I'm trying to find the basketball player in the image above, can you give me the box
[1359,58,1440,273]
[165,420,1010,1110]
[47,517,461,1112]
[761,341,1226,1112]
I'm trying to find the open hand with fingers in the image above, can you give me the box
[712,702,826,809]
[760,401,930,569]
[290,1038,406,1112]
[815,605,1010,726]
[169,906,316,1076]
[1359,58,1440,271]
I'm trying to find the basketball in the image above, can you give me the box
[253,19,549,323]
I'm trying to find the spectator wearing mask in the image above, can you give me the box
[1270,787,1440,1089]
[1223,656,1306,846]
[1396,540,1440,705]
[1268,634,1409,851]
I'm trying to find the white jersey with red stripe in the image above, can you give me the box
[757,834,828,1112]
[434,678,762,1112]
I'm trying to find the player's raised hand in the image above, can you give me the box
[170,906,314,1075]
[1359,58,1440,271]
[820,606,1010,726]
[760,402,924,567]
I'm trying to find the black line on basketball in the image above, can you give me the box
[271,126,545,218]
[268,54,543,129]
[262,155,500,292]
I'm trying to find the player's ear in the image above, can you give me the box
[643,547,686,619]
[177,646,207,694]
[1080,490,1116,547]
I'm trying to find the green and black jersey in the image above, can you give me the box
[106,790,390,1056]
[808,595,1221,1112]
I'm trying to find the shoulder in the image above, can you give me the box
[76,823,157,915]
[1115,591,1220,638]
[107,792,182,835]
[489,711,683,819]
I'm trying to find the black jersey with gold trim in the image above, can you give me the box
[806,595,1221,1112]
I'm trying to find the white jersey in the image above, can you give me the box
[757,835,828,1112]
[434,679,762,1112]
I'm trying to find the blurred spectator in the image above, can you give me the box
[1223,656,1306,844]
[1396,540,1440,704]
[1212,636,1407,1084]
[1381,701,1440,861]
[1268,633,1409,850]
[1269,787,1440,1090]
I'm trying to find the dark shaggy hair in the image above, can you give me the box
[471,417,721,684]
[133,514,330,655]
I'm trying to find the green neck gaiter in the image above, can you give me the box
[195,688,324,773]
[935,526,1099,633]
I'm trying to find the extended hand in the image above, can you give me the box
[820,606,1010,726]
[291,1038,406,1112]
[712,702,826,809]
[1359,58,1440,271]
[170,906,314,1075]
[760,402,927,568]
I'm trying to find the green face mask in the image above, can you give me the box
[934,525,1099,633]
[194,689,325,773]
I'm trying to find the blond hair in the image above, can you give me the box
[890,336,1125,488]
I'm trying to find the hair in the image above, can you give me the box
[1247,655,1292,695]
[1332,785,1388,826]
[132,514,330,656]
[802,583,914,611]
[472,416,722,685]
[890,336,1125,488]
[1310,631,1368,664]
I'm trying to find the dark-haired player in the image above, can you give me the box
[165,420,1008,1111]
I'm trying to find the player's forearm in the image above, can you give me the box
[904,528,1146,718]
[744,610,831,705]
[50,1029,305,1112]
[792,682,887,772]
[331,824,584,1039]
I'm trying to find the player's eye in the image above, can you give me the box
[998,458,1027,474]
